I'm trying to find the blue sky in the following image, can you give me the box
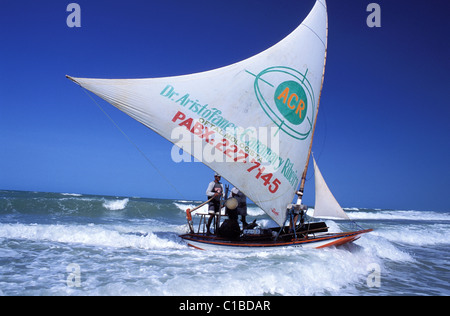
[1,0,449,212]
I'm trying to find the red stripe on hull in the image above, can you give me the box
[180,229,372,250]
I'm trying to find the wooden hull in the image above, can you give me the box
[180,229,373,251]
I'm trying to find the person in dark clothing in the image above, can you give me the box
[231,187,249,228]
[218,199,240,239]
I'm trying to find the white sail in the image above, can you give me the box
[313,157,350,220]
[67,0,328,226]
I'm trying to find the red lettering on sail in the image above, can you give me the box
[246,159,281,193]
[172,111,218,146]
[172,111,186,123]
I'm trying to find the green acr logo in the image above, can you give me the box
[274,80,307,126]
[249,66,315,140]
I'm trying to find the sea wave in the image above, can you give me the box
[2,190,448,296]
[371,224,450,246]
[102,198,129,211]
[173,202,207,214]
[0,222,184,250]
[344,209,450,221]
[60,193,83,197]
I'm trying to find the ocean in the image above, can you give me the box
[0,189,448,296]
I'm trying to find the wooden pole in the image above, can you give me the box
[189,196,215,214]
[297,16,328,204]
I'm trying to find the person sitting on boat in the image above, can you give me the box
[230,187,249,228]
[218,196,240,240]
[205,173,225,234]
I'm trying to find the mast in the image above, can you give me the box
[296,12,328,206]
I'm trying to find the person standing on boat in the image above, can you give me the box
[205,173,225,234]
[230,187,249,228]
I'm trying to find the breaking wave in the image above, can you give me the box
[102,198,129,211]
[1,190,449,295]
[0,222,184,250]
[344,209,450,221]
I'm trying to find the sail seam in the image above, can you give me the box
[300,24,326,48]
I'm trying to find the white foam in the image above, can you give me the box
[174,202,198,211]
[143,246,384,296]
[60,193,83,197]
[0,221,423,296]
[356,234,415,262]
[102,198,129,211]
[346,209,450,221]
[0,222,183,250]
[372,224,450,246]
[173,202,210,216]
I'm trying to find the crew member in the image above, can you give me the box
[230,187,249,228]
[205,173,225,234]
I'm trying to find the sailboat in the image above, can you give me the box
[67,0,371,250]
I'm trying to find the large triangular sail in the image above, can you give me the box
[313,157,350,220]
[67,0,328,226]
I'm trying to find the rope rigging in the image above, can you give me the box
[80,87,186,200]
